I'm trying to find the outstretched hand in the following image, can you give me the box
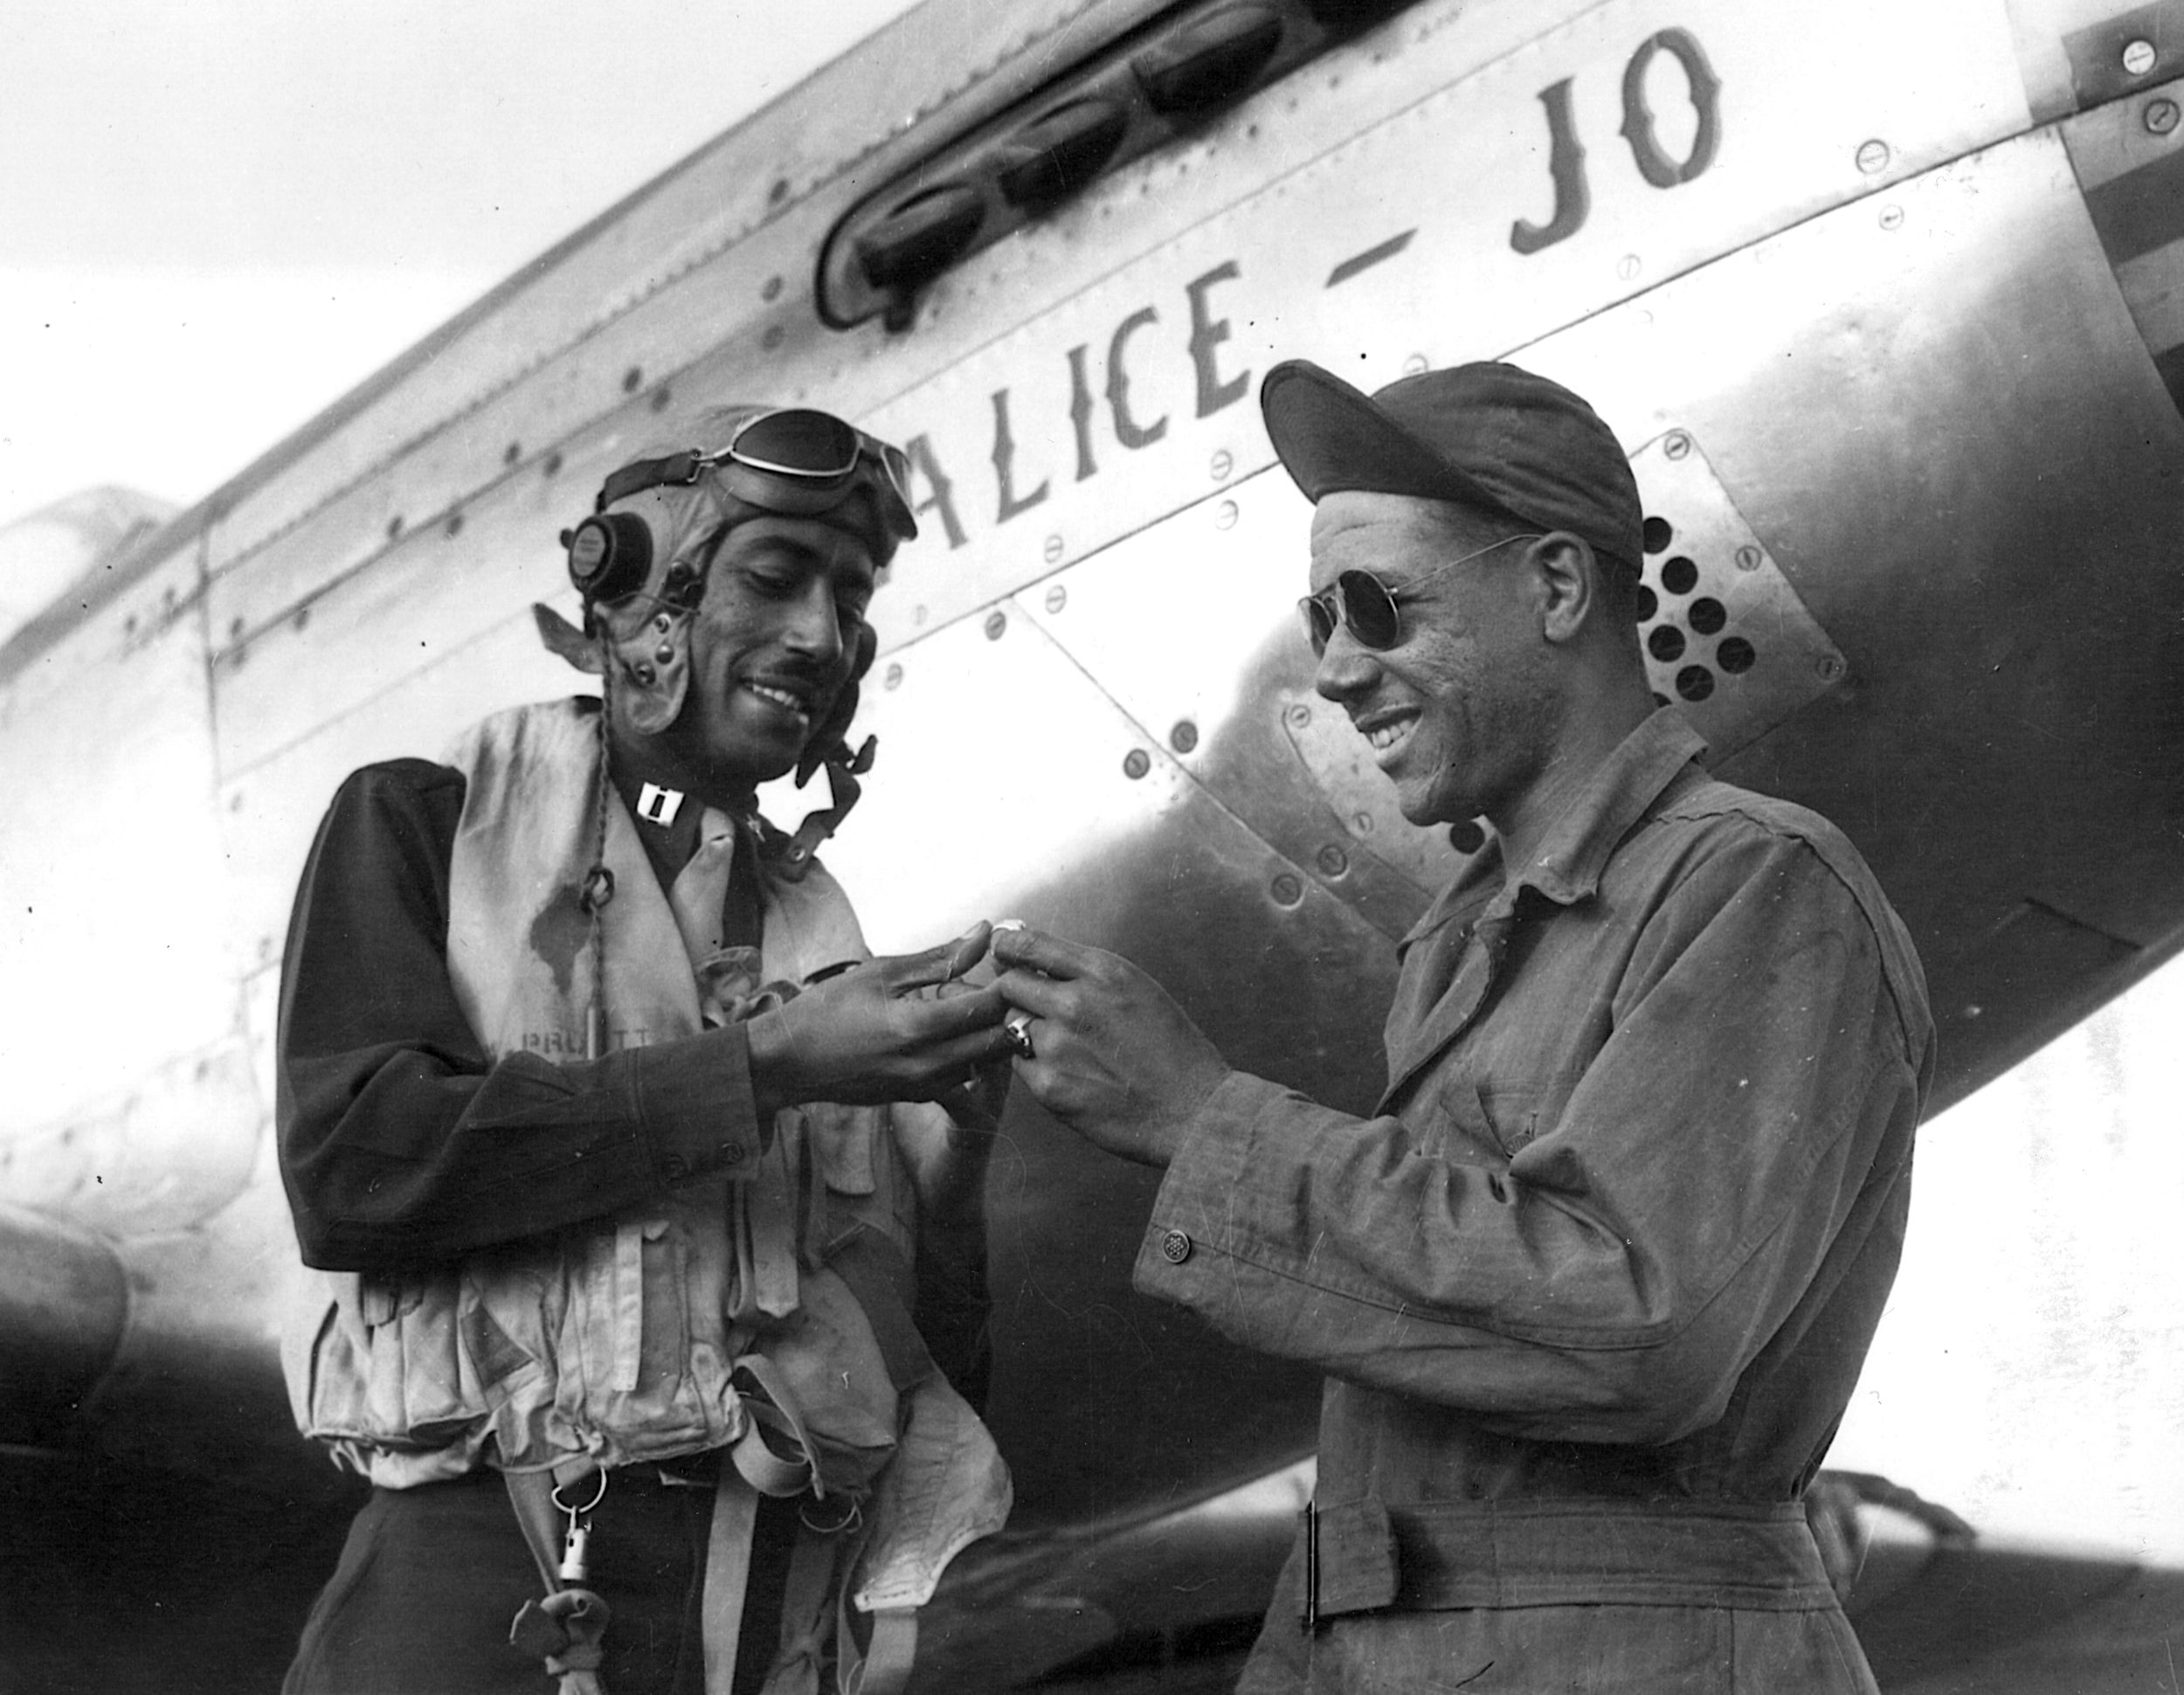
[748,922,1014,1116]
[991,924,1230,1168]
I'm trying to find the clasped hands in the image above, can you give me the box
[746,920,1229,1170]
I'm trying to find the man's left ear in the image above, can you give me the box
[1535,533,1595,644]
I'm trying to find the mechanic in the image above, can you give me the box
[990,359,1932,1692]
[277,404,1015,1695]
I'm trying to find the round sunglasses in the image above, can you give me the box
[1299,533,1541,655]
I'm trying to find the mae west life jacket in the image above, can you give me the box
[281,698,1009,1669]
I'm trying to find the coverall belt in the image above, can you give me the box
[1314,1498,1838,1617]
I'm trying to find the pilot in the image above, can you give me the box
[275,405,1016,1695]
[991,360,1933,1692]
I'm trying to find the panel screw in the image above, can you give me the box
[1664,432,1692,460]
[1123,749,1151,779]
[2147,98,2181,135]
[1285,702,1312,729]
[1617,254,1641,281]
[914,605,930,626]
[1735,544,1762,571]
[1210,449,1234,481]
[1044,535,1065,564]
[1317,844,1349,877]
[1856,139,1890,175]
[1402,353,1429,376]
[883,662,903,689]
[2123,38,2157,76]
[1878,204,1904,231]
[1045,584,1068,613]
[1816,653,1847,682]
[1171,720,1199,753]
[985,611,1007,640]
[1352,811,1374,834]
[762,325,784,350]
[1270,872,1304,906]
[1214,500,1239,530]
[762,275,784,301]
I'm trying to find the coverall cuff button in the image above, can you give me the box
[660,1152,691,1182]
[1159,1228,1193,1265]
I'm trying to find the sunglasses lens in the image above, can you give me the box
[731,408,862,478]
[1337,572,1401,649]
[1300,594,1336,655]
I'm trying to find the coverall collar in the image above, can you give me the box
[1401,707,1711,949]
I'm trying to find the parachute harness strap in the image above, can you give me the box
[582,655,617,1061]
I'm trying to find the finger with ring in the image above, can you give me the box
[1003,1012,1036,1061]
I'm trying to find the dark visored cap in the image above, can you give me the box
[1260,358,1644,571]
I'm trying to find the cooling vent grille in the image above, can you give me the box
[1628,429,1844,758]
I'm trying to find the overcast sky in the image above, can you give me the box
[0,0,912,529]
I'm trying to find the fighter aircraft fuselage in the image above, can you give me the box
[3,0,2181,1685]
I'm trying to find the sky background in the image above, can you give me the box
[3,0,2179,1572]
[0,0,913,530]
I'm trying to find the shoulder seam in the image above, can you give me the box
[1634,799,1931,1066]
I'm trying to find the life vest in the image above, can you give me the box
[283,697,1009,1686]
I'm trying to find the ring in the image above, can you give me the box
[1003,1012,1036,1061]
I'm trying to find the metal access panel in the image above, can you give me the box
[1627,429,1845,748]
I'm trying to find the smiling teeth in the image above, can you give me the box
[1366,721,1407,750]
[746,682,810,716]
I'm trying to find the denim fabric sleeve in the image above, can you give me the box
[277,761,763,1272]
[1132,829,1923,1445]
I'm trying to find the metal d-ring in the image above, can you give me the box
[551,1469,609,1517]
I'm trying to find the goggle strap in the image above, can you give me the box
[594,451,705,512]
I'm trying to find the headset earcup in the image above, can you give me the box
[565,512,654,606]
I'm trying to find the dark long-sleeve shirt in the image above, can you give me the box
[276,758,989,1403]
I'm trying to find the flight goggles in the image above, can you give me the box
[567,406,918,611]
[1299,534,1540,656]
[594,406,916,537]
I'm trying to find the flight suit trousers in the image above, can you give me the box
[283,1465,801,1695]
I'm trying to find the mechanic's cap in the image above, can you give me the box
[1260,359,1642,571]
